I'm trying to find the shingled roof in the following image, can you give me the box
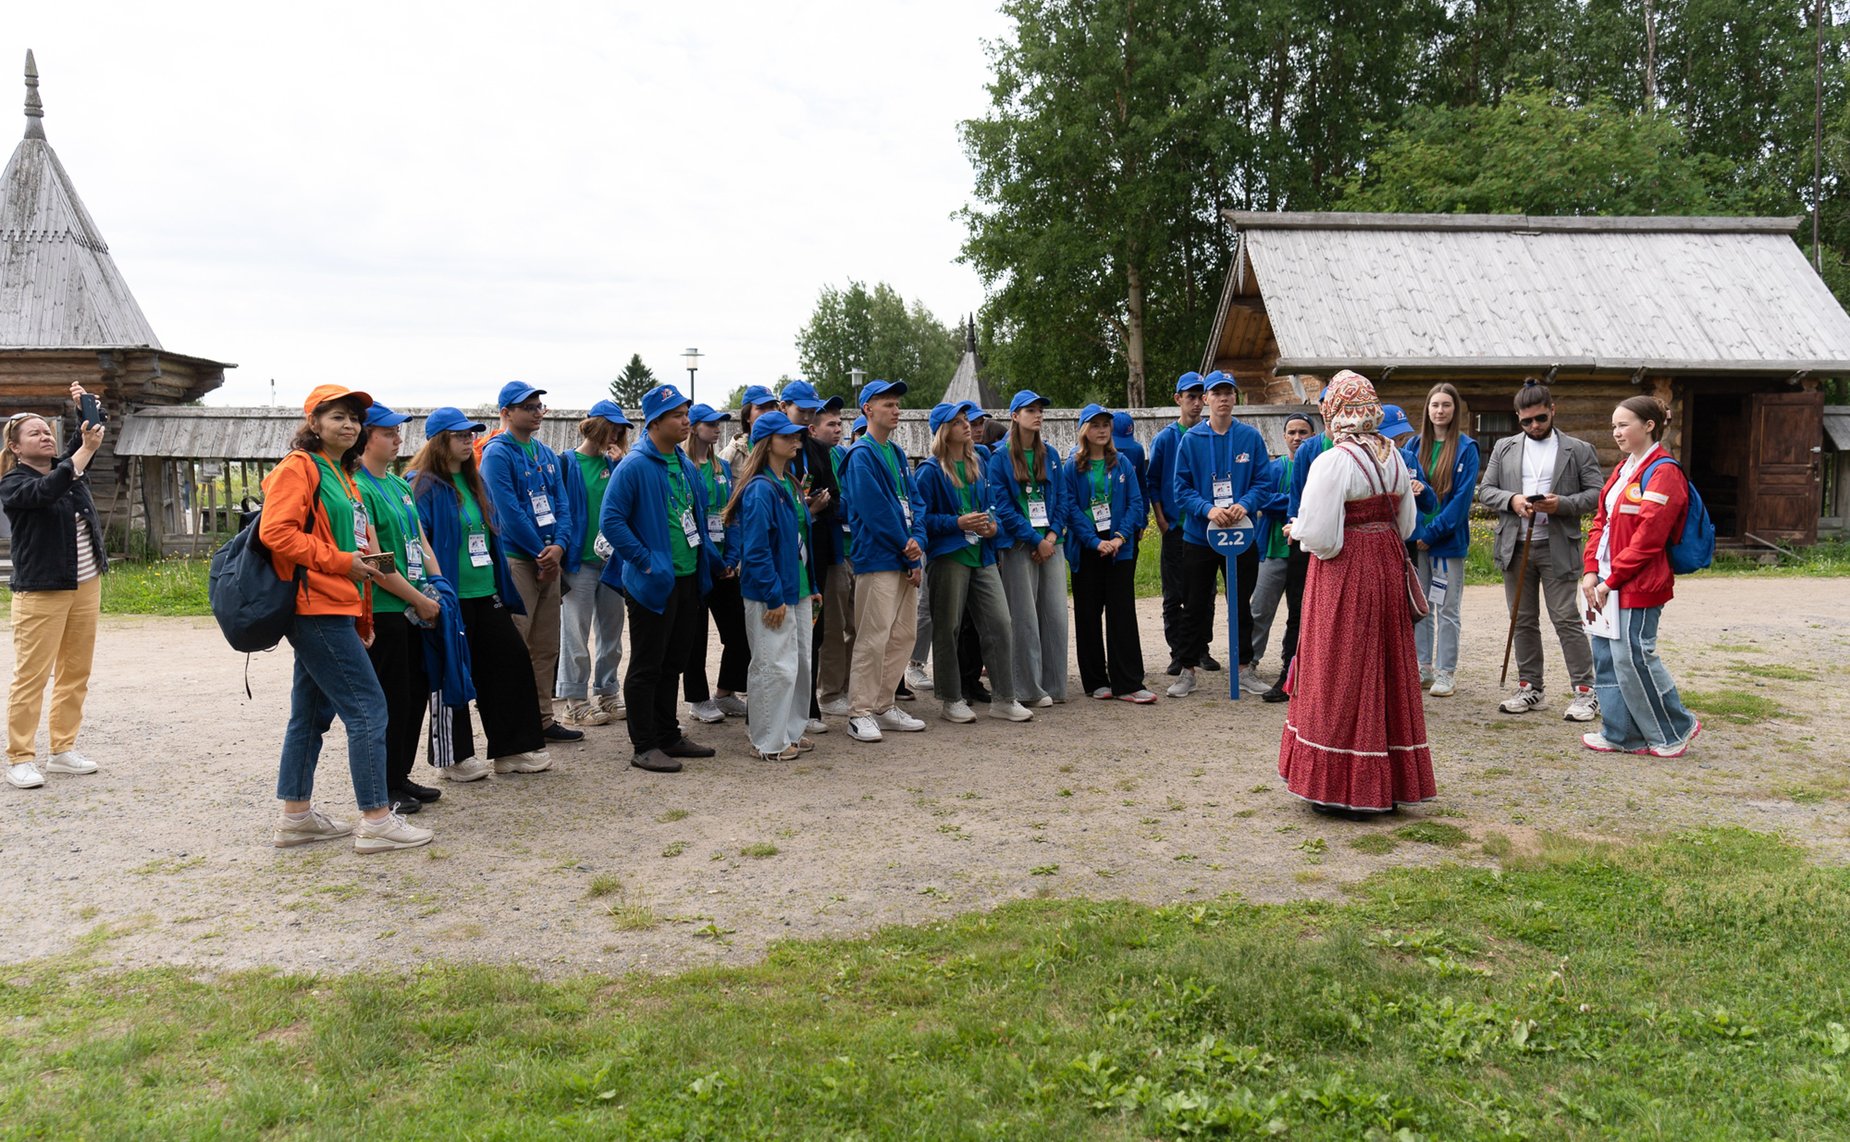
[0,50,163,349]
[1207,211,1850,378]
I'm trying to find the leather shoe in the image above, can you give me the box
[1261,685,1289,704]
[400,780,441,803]
[1202,655,1223,672]
[1165,658,1183,676]
[387,791,423,814]
[543,723,586,742]
[630,750,682,773]
[662,737,715,759]
[964,681,993,704]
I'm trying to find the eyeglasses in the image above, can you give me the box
[512,402,546,414]
[1519,412,1551,427]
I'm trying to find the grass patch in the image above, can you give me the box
[1347,834,1399,855]
[1727,662,1818,682]
[585,874,623,899]
[1681,689,1786,725]
[609,902,659,931]
[656,809,690,824]
[739,843,779,859]
[2,557,214,617]
[5,831,1850,1137]
[1395,821,1470,848]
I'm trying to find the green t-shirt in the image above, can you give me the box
[1265,457,1293,560]
[1014,444,1047,531]
[308,454,361,556]
[665,455,697,578]
[694,455,729,557]
[357,467,426,614]
[1421,439,1444,529]
[778,473,812,596]
[452,475,497,600]
[574,450,613,564]
[949,459,982,568]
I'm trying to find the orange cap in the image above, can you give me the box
[302,384,373,417]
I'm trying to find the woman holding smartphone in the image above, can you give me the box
[1064,404,1154,703]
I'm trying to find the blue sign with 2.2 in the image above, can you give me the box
[1207,524,1254,553]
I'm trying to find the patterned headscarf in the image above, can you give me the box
[1320,370,1394,462]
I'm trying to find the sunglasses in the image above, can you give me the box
[1519,412,1551,427]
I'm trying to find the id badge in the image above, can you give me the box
[406,542,425,580]
[468,530,491,567]
[593,533,613,560]
[1027,497,1050,528]
[681,508,702,547]
[706,512,725,544]
[352,503,370,549]
[530,491,555,527]
[1091,501,1112,533]
[1212,478,1234,507]
[962,529,981,546]
[900,497,913,529]
[1427,566,1449,607]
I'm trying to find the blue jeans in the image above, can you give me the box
[276,614,390,811]
[556,559,625,698]
[1413,550,1462,674]
[1590,605,1698,750]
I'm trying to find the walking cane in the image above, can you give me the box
[1498,513,1538,688]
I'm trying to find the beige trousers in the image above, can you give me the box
[816,561,857,702]
[848,570,917,718]
[505,557,563,728]
[8,576,101,763]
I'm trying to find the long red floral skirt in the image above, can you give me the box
[1277,493,1436,811]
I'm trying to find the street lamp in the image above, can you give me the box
[683,347,702,403]
[849,365,867,398]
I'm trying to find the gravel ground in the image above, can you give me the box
[2,577,1845,979]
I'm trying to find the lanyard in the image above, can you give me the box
[953,460,979,513]
[358,468,416,540]
[1210,424,1232,480]
[697,456,723,502]
[873,438,907,499]
[314,453,361,504]
[1087,458,1110,504]
[777,472,809,551]
[665,457,693,519]
[454,476,485,530]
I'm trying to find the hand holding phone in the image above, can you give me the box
[359,551,397,576]
[80,393,103,427]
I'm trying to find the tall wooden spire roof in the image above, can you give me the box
[0,50,164,349]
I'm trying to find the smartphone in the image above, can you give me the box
[79,393,103,427]
[359,551,397,575]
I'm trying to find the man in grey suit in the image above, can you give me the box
[1477,380,1605,721]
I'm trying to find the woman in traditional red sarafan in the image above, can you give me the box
[1278,370,1436,816]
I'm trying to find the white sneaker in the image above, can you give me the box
[715,694,749,718]
[1499,683,1545,714]
[806,717,830,735]
[1562,687,1600,723]
[494,750,553,774]
[443,757,493,782]
[1238,666,1266,694]
[1032,695,1055,709]
[941,700,975,724]
[1119,689,1158,704]
[1428,672,1456,697]
[1648,720,1702,759]
[5,762,45,789]
[562,699,611,726]
[905,662,934,692]
[819,696,853,717]
[1419,666,1435,687]
[691,700,726,724]
[43,750,98,775]
[1581,732,1626,753]
[876,706,927,732]
[847,715,884,742]
[989,700,1034,722]
[353,810,434,854]
[1090,687,1114,700]
[274,806,351,848]
[1166,668,1198,698]
[596,693,628,720]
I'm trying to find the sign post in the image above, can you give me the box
[1206,522,1254,699]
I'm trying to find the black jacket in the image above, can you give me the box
[791,433,843,569]
[1,434,108,591]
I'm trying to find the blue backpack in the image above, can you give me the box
[1638,457,1715,574]
[207,470,321,653]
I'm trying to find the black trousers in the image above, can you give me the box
[1178,539,1257,669]
[366,612,426,787]
[1278,542,1310,677]
[685,574,751,701]
[629,574,704,752]
[1159,526,1194,661]
[457,594,544,760]
[959,607,983,692]
[1073,555,1145,694]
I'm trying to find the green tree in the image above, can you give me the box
[609,354,657,407]
[1339,88,1720,215]
[795,281,961,406]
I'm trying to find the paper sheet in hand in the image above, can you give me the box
[1582,589,1621,640]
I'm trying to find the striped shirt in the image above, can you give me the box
[73,512,99,583]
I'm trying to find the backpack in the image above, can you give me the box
[208,467,321,653]
[1638,457,1715,575]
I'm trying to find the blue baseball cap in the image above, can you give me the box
[1008,390,1051,414]
[750,409,807,443]
[964,404,988,423]
[688,403,732,426]
[364,403,412,428]
[740,385,778,409]
[1378,404,1413,439]
[587,399,632,428]
[1111,411,1135,436]
[642,383,692,426]
[1203,370,1237,392]
[928,400,978,435]
[1174,371,1205,394]
[852,414,868,435]
[1077,402,1112,426]
[859,379,908,406]
[497,380,545,408]
[778,379,842,412]
[426,407,486,435]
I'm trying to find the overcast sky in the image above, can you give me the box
[10,1,1010,409]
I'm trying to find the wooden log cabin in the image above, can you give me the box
[1201,212,1850,547]
[0,51,233,560]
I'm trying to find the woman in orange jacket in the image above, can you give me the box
[262,385,434,853]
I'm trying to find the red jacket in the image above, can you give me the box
[1582,443,1687,609]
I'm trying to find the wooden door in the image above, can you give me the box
[1745,391,1824,545]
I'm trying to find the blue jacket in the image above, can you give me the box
[1062,450,1144,566]
[599,435,718,613]
[1256,456,1291,560]
[1113,432,1150,517]
[1146,420,1189,531]
[1405,435,1480,557]
[412,472,525,617]
[916,454,1000,567]
[557,447,618,575]
[840,434,926,574]
[986,434,1068,551]
[1173,417,1269,547]
[480,432,574,563]
[419,575,476,707]
[737,471,814,607]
